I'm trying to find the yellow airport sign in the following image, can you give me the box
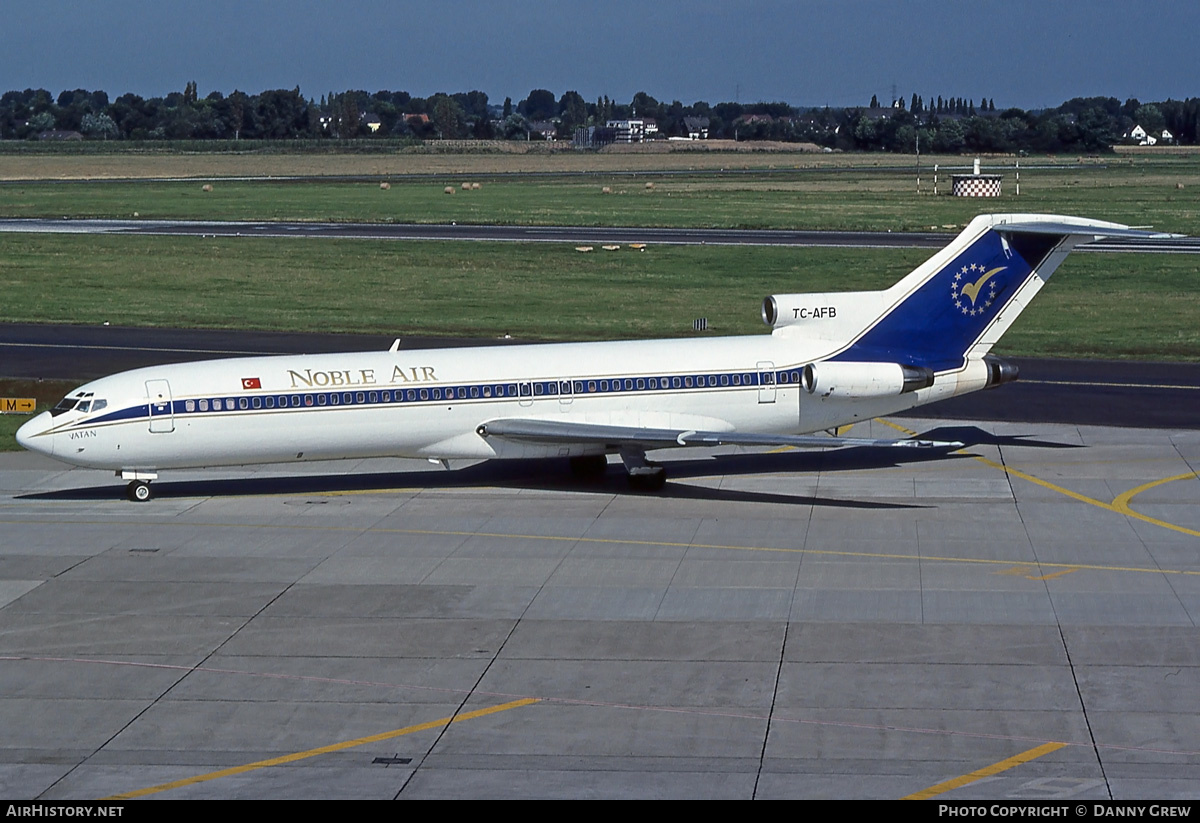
[1,398,36,414]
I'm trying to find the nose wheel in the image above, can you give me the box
[126,480,153,502]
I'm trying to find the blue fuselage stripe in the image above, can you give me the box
[64,367,808,429]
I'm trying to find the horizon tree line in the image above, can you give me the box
[2,84,1197,151]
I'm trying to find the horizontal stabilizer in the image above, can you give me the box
[478,418,962,451]
[990,220,1181,240]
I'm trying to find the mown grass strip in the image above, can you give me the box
[2,157,1197,233]
[2,234,1196,355]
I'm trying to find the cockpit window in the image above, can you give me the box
[49,392,105,417]
[51,395,81,416]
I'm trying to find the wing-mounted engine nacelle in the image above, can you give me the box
[983,354,1020,389]
[802,361,935,399]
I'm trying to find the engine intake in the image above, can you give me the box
[762,293,840,328]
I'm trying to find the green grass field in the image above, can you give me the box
[2,233,1196,356]
[2,154,1197,233]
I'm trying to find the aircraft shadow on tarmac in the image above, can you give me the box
[18,443,984,509]
[917,425,1085,450]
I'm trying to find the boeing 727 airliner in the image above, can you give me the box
[16,214,1174,501]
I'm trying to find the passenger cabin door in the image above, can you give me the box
[757,361,776,404]
[146,379,174,433]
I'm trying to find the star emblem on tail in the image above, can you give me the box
[950,264,1004,315]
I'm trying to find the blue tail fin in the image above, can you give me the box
[831,214,1171,372]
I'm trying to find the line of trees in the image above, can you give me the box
[2,84,1197,152]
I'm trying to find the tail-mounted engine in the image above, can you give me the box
[762,293,840,328]
[802,361,935,399]
[983,354,1020,388]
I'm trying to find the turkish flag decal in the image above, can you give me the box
[241,377,262,390]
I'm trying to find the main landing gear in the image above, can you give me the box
[568,454,609,479]
[626,469,666,492]
[620,450,667,492]
[566,452,667,491]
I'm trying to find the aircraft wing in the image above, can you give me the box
[477,418,963,450]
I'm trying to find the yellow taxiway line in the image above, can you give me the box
[102,697,538,800]
[878,419,1200,539]
[901,741,1068,800]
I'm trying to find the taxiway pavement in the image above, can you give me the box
[2,418,1198,799]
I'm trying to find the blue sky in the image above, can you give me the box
[4,0,1198,108]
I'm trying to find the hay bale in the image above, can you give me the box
[602,245,620,251]
[645,182,655,190]
[601,186,612,194]
[1177,182,1185,190]
[471,182,481,190]
[444,186,455,194]
[380,181,391,190]
[461,182,471,190]
[201,183,213,192]
[575,246,594,252]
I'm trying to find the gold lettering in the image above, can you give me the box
[288,369,314,388]
[361,369,376,384]
[312,371,330,386]
[329,371,345,386]
[388,364,437,384]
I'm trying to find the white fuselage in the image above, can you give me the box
[19,214,1165,488]
[17,332,982,474]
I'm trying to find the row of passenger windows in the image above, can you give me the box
[178,370,806,414]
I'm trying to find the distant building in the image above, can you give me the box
[1125,124,1157,146]
[574,126,616,148]
[527,120,558,140]
[737,113,775,126]
[683,117,709,139]
[606,119,648,143]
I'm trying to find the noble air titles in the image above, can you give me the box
[287,365,438,390]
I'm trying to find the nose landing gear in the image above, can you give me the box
[126,480,152,502]
[119,470,158,503]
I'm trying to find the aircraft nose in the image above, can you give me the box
[15,412,54,457]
